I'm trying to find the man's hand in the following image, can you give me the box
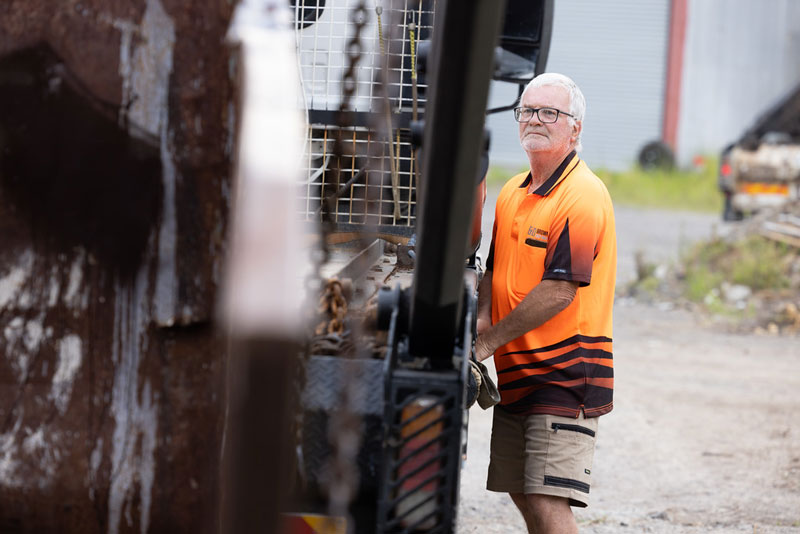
[474,333,494,362]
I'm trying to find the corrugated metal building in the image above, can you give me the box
[487,0,670,171]
[487,0,800,171]
[677,0,800,164]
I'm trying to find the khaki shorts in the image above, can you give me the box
[487,407,599,507]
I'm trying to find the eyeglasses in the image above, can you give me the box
[513,106,575,124]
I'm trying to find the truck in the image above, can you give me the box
[0,0,551,532]
[242,1,554,532]
[719,83,800,221]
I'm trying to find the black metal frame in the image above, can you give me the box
[373,278,475,534]
[290,0,553,531]
[309,110,416,131]
[408,0,507,362]
[376,370,464,533]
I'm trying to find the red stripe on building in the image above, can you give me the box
[663,0,688,150]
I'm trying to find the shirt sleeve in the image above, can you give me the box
[542,191,603,286]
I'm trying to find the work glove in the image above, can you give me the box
[468,359,500,409]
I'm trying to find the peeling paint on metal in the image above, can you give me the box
[0,249,33,309]
[113,17,138,128]
[63,251,85,309]
[116,0,175,138]
[154,126,178,327]
[1,0,233,525]
[134,0,179,327]
[0,415,23,488]
[90,437,104,475]
[47,266,61,307]
[4,317,27,382]
[88,436,103,501]
[17,289,32,309]
[107,268,158,534]
[50,335,83,414]
[21,426,57,488]
[113,0,180,327]
[4,317,24,347]
[22,317,44,353]
[21,427,45,456]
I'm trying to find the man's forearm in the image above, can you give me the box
[477,270,493,326]
[475,279,577,361]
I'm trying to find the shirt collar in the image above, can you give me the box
[518,150,579,196]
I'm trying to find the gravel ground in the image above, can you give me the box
[457,187,800,533]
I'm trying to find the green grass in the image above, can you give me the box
[685,266,724,302]
[727,237,792,290]
[682,236,793,302]
[488,157,723,213]
[596,159,722,213]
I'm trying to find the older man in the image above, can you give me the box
[474,73,616,533]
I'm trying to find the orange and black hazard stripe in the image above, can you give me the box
[496,335,613,417]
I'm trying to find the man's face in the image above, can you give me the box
[518,85,580,156]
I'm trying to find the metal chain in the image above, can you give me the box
[313,0,371,523]
[315,278,349,335]
[294,0,369,508]
[296,0,412,526]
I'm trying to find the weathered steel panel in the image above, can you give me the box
[0,0,235,532]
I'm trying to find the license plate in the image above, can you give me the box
[740,182,789,195]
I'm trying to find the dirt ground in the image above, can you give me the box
[456,199,800,533]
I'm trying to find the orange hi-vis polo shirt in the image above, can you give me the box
[486,151,617,418]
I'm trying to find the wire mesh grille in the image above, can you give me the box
[298,124,417,229]
[294,0,434,113]
[293,0,434,233]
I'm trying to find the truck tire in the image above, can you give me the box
[638,140,675,170]
[722,195,744,221]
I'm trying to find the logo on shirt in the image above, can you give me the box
[525,226,548,248]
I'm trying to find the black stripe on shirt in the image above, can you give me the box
[498,347,612,375]
[500,362,614,392]
[499,334,612,358]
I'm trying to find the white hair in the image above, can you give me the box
[521,73,586,151]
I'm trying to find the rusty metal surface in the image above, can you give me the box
[0,0,235,532]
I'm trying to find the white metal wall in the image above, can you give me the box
[676,0,800,165]
[486,0,670,171]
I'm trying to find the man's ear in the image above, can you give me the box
[572,120,582,143]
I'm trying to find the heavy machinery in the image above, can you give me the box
[252,1,555,532]
[0,0,550,532]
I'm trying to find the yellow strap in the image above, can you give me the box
[375,5,385,56]
[409,24,417,81]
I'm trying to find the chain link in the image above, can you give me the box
[315,278,349,335]
[324,3,370,519]
[294,0,371,523]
